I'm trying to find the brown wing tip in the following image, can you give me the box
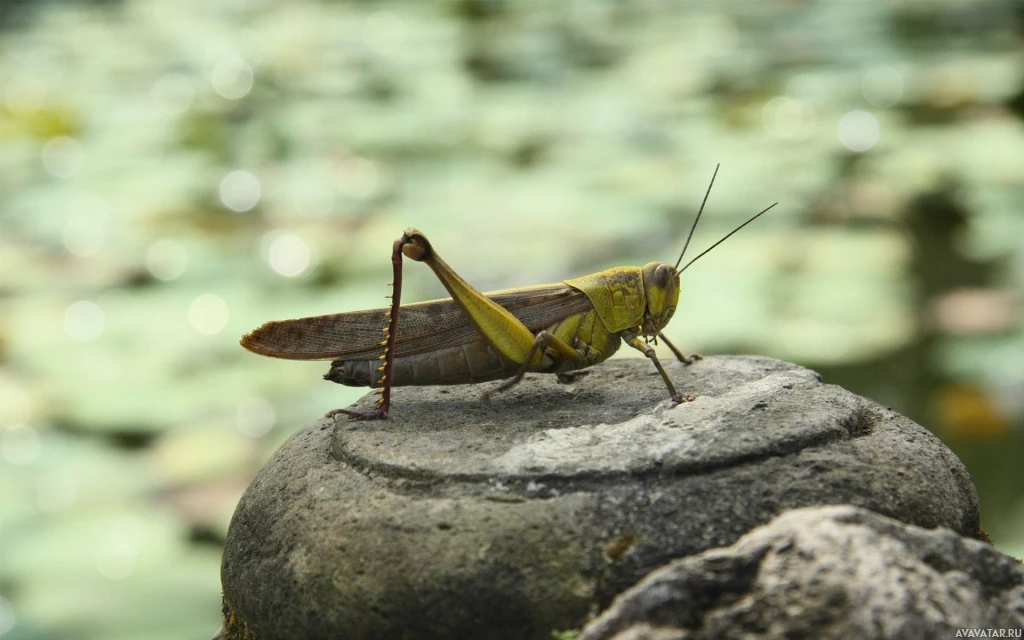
[239,319,339,360]
[239,323,278,357]
[240,320,311,358]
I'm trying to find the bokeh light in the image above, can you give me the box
[235,396,276,438]
[151,72,196,115]
[62,196,109,257]
[95,522,141,581]
[0,384,32,427]
[36,471,78,513]
[837,109,879,152]
[146,239,189,281]
[41,136,84,178]
[336,156,380,200]
[862,66,904,108]
[220,170,262,212]
[762,96,816,140]
[3,75,45,117]
[287,174,336,219]
[266,232,313,277]
[188,294,230,335]
[64,300,105,342]
[695,15,739,58]
[211,55,254,100]
[1,425,41,465]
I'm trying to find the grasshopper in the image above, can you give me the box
[241,165,776,419]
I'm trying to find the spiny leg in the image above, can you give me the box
[483,330,584,400]
[624,333,694,405]
[326,232,412,420]
[658,332,702,366]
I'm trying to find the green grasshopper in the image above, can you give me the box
[241,166,776,419]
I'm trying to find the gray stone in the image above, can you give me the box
[219,356,980,640]
[578,505,1024,640]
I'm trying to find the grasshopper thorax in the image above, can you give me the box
[640,261,680,336]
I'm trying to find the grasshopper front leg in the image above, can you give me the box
[624,331,694,405]
[658,332,703,366]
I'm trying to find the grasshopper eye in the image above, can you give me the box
[654,264,677,289]
[641,262,678,295]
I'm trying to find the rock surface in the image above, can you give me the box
[219,356,980,640]
[578,505,1024,640]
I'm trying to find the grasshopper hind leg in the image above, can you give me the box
[328,231,417,420]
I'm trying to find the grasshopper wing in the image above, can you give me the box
[240,283,593,361]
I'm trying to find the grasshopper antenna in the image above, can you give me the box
[679,202,778,273]
[674,163,720,270]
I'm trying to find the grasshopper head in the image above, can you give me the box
[640,261,680,335]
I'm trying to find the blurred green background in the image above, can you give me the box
[2,0,1023,638]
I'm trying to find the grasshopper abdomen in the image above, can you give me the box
[326,341,520,387]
